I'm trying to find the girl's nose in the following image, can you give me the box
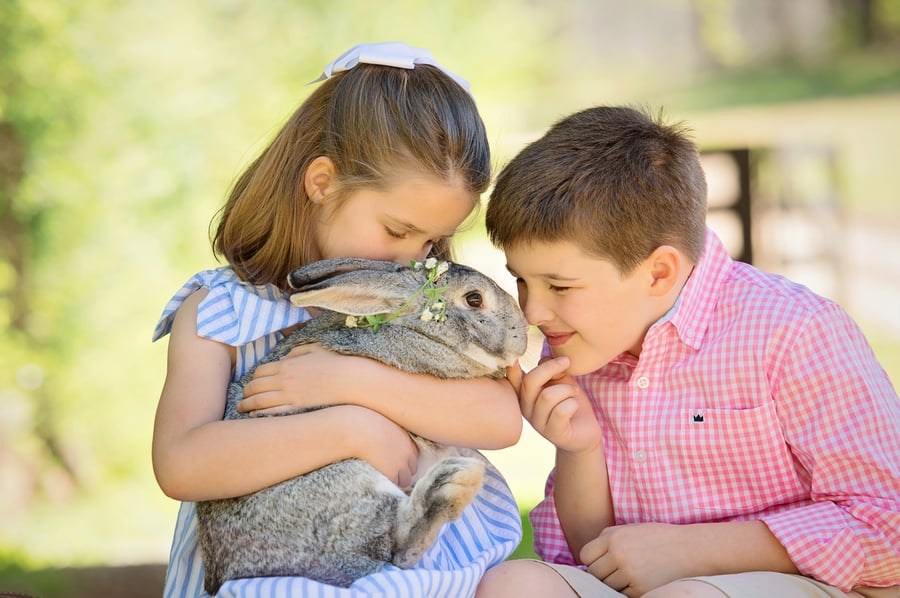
[391,241,433,265]
[414,241,434,262]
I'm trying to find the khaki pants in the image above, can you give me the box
[535,561,898,598]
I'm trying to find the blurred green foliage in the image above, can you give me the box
[1,0,898,573]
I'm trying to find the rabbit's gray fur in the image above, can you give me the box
[196,257,528,594]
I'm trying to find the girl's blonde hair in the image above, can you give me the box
[213,63,490,290]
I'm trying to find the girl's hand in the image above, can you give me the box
[344,406,419,488]
[511,356,602,454]
[239,344,348,416]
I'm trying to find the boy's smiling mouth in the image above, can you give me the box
[542,329,575,346]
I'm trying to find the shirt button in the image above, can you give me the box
[634,450,647,463]
[636,376,650,389]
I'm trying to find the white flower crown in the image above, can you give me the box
[344,258,450,333]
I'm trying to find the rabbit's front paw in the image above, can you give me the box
[393,457,485,567]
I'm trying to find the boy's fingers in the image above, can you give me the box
[518,357,572,424]
[528,384,576,434]
[528,356,571,387]
[505,361,524,394]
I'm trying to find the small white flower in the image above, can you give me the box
[435,261,449,277]
[431,300,444,311]
[424,257,438,270]
[413,261,424,270]
[345,315,359,328]
[419,308,434,321]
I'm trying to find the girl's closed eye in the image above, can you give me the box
[386,227,407,239]
[549,284,570,293]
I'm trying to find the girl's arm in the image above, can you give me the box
[151,290,419,502]
[240,344,523,449]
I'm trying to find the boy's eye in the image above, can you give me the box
[549,284,569,293]
[386,228,406,239]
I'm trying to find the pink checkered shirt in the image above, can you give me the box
[530,229,900,591]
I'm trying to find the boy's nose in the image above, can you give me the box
[521,297,552,327]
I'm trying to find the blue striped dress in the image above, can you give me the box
[153,267,522,597]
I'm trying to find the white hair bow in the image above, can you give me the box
[309,42,470,92]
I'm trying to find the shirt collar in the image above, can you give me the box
[664,227,733,350]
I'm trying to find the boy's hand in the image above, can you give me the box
[511,357,602,454]
[239,344,348,416]
[580,523,698,597]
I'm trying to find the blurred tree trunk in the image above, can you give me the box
[843,0,875,46]
[0,121,29,332]
[0,2,81,494]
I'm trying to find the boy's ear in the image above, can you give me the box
[645,245,683,297]
[304,156,336,204]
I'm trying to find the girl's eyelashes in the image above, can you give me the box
[386,228,407,239]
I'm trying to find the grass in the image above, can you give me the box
[657,50,900,112]
[510,509,538,560]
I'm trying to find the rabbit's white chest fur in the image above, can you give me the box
[459,343,514,373]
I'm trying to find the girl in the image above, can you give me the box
[152,42,523,598]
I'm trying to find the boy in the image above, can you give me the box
[476,106,900,598]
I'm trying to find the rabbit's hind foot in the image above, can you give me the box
[392,456,485,568]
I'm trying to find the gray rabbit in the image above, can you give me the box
[196,257,528,594]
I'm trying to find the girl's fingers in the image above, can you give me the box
[250,343,321,380]
[247,404,297,417]
[236,392,271,413]
[242,374,280,400]
[250,361,278,379]
[285,343,323,357]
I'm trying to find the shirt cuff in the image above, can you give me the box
[762,501,865,591]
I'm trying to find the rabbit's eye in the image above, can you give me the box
[464,291,483,308]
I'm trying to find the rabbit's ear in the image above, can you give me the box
[288,260,416,316]
[287,257,404,290]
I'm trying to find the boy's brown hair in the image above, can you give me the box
[213,63,490,290]
[486,105,707,274]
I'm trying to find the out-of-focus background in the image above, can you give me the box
[2,1,898,596]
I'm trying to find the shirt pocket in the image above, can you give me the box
[664,401,804,519]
